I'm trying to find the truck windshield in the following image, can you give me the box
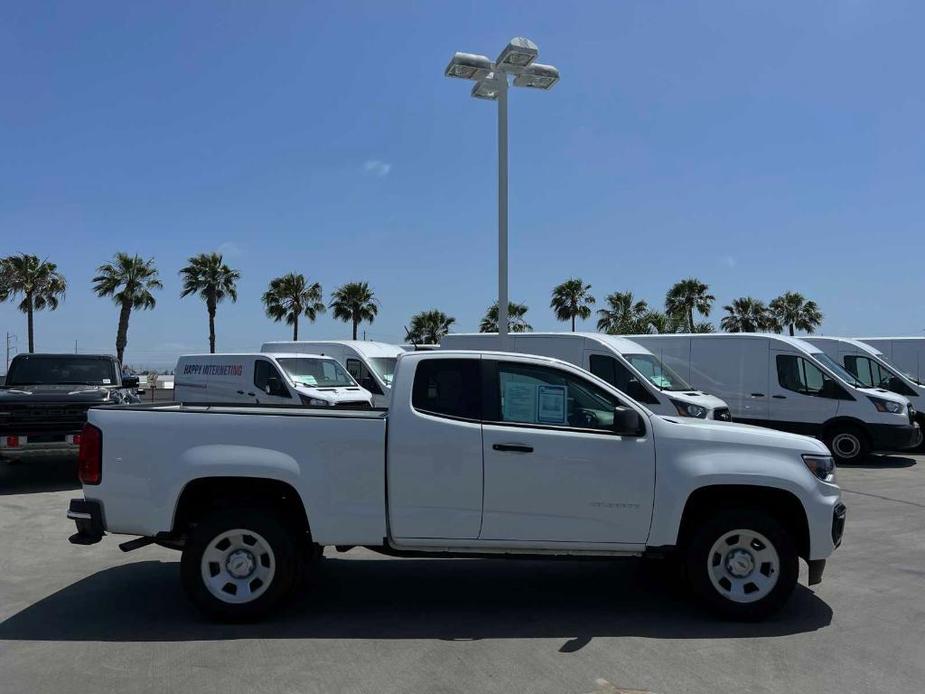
[277,358,356,388]
[369,357,397,386]
[813,353,865,387]
[625,354,693,391]
[5,356,117,386]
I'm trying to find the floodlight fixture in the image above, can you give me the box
[445,52,493,80]
[512,63,559,90]
[496,37,538,69]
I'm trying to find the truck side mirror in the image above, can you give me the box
[612,406,644,436]
[122,376,139,389]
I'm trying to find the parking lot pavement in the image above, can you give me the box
[1,456,924,694]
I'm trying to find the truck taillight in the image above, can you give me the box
[5,435,19,448]
[78,424,102,485]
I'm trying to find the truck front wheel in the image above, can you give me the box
[685,509,798,620]
[180,507,298,621]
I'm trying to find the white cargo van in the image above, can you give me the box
[633,333,919,463]
[261,341,401,408]
[174,353,372,408]
[803,337,925,434]
[856,338,925,385]
[439,332,731,421]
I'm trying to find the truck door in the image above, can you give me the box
[768,351,838,433]
[387,357,484,539]
[479,359,655,545]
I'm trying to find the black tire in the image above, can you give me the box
[181,507,299,622]
[685,509,798,621]
[825,424,870,464]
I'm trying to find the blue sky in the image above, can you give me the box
[2,1,923,368]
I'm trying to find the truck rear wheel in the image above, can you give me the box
[685,509,798,620]
[825,425,869,463]
[180,507,298,621]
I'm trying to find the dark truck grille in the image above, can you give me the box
[0,404,92,435]
[333,401,372,410]
[713,407,732,422]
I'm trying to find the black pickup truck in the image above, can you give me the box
[0,353,140,461]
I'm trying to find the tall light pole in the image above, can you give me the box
[445,38,559,339]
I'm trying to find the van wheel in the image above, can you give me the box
[826,425,869,463]
[181,507,298,621]
[685,509,798,620]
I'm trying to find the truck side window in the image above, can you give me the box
[346,359,383,395]
[254,360,290,397]
[412,359,481,420]
[589,354,659,405]
[496,362,620,432]
[776,355,847,398]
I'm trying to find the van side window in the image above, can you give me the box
[412,359,481,420]
[589,354,659,405]
[494,362,622,433]
[776,355,849,399]
[254,360,290,397]
[845,355,916,396]
[346,358,383,395]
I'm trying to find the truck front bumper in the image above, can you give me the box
[0,433,80,460]
[67,498,106,545]
[868,423,921,452]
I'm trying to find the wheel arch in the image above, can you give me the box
[172,476,311,539]
[821,416,870,440]
[677,484,810,560]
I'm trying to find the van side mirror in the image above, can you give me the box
[820,377,847,400]
[627,378,649,402]
[264,376,288,397]
[612,406,644,436]
[122,376,139,389]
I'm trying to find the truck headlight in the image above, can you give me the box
[670,400,707,418]
[868,396,903,414]
[802,454,836,481]
[300,395,331,407]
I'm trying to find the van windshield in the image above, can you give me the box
[625,354,693,391]
[369,357,397,386]
[6,356,117,386]
[877,354,922,385]
[813,353,865,387]
[277,358,356,388]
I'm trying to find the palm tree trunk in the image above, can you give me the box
[571,314,576,332]
[688,307,694,333]
[27,298,34,353]
[789,324,795,336]
[293,315,299,341]
[207,296,216,353]
[352,318,358,341]
[115,300,132,365]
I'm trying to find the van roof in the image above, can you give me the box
[629,332,825,354]
[260,340,403,357]
[802,336,881,353]
[855,337,925,342]
[177,352,333,360]
[444,332,655,356]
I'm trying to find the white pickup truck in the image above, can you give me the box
[68,351,845,621]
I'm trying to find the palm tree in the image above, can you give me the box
[550,278,595,331]
[769,291,823,336]
[665,277,715,332]
[405,310,456,345]
[596,291,649,334]
[329,282,379,340]
[639,310,686,335]
[179,252,240,353]
[92,253,162,364]
[0,254,67,353]
[262,273,325,340]
[720,297,774,333]
[480,301,531,333]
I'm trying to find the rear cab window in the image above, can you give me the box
[411,358,481,420]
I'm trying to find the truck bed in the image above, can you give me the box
[86,404,389,544]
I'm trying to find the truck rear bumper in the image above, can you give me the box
[1,434,79,460]
[68,499,106,545]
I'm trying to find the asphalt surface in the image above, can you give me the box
[1,454,924,694]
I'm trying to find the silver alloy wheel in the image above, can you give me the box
[707,529,780,604]
[832,432,861,460]
[200,528,276,604]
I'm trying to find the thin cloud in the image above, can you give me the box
[217,241,243,258]
[363,159,392,177]
[721,255,737,268]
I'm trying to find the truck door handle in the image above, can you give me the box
[750,393,765,397]
[772,395,787,399]
[236,390,245,395]
[493,443,533,453]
